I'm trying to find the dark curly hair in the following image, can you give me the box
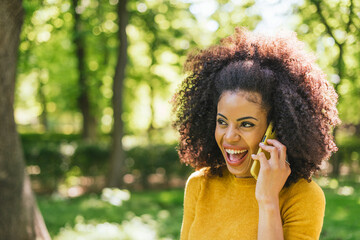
[172,27,340,186]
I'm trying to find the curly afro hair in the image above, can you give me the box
[172,27,340,186]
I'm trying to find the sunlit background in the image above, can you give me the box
[14,0,360,239]
[16,0,303,145]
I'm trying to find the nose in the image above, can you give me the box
[224,126,241,143]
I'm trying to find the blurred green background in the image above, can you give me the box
[16,0,360,239]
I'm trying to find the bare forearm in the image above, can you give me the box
[257,199,284,240]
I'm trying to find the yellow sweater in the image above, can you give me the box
[181,168,325,240]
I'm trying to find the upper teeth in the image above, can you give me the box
[225,149,247,154]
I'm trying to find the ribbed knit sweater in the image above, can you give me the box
[180,167,325,240]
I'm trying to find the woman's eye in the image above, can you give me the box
[241,122,254,128]
[217,119,227,126]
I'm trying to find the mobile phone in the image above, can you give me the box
[250,121,276,180]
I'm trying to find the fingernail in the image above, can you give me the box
[251,154,256,158]
[259,142,264,146]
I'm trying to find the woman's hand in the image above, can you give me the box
[251,139,291,205]
[252,139,291,240]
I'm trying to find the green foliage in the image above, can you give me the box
[24,142,64,191]
[19,0,79,114]
[128,144,188,174]
[21,133,82,143]
[21,134,191,191]
[295,0,360,125]
[70,143,110,176]
[17,0,263,140]
[336,136,360,166]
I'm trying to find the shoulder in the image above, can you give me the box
[280,178,325,223]
[185,168,207,189]
[280,178,326,239]
[183,168,208,203]
[282,178,325,204]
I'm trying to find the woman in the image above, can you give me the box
[172,28,340,239]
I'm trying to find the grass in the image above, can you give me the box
[319,178,360,240]
[37,188,184,239]
[38,178,360,240]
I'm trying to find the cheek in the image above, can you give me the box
[247,130,264,149]
[214,126,223,147]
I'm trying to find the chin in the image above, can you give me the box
[225,157,253,177]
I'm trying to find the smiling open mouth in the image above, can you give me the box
[224,149,249,166]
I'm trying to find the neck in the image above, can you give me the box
[234,175,253,179]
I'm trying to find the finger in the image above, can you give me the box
[267,139,287,166]
[252,152,269,169]
[259,142,279,166]
[285,156,290,167]
[286,163,292,176]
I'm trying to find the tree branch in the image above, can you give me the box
[310,0,342,47]
[347,0,360,32]
[345,0,353,32]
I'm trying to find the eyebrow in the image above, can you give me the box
[217,113,258,122]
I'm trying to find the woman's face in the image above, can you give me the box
[215,90,268,178]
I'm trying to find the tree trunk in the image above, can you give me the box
[72,0,97,141]
[148,82,156,141]
[0,1,50,239]
[107,0,128,188]
[38,76,48,131]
